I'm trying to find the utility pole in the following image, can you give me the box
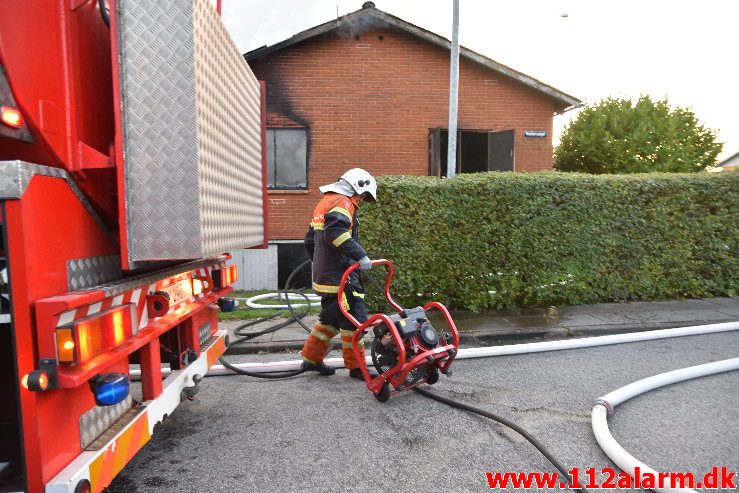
[446,0,460,178]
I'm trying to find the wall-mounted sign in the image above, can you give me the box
[524,130,547,138]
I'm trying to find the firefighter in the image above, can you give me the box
[301,168,378,379]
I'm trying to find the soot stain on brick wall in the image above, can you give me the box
[251,60,313,180]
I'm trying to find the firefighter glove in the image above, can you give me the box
[358,256,372,271]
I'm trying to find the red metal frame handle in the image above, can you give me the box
[423,301,460,349]
[337,258,403,328]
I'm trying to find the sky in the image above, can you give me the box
[216,0,738,161]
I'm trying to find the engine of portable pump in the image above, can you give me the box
[371,307,454,386]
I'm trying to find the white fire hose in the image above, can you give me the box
[235,292,321,309]
[130,321,739,377]
[591,357,739,493]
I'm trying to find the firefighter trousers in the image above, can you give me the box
[301,291,367,369]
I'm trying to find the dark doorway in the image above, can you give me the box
[277,243,311,290]
[429,128,515,177]
[460,131,489,173]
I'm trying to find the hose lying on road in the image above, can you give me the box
[160,321,738,377]
[218,356,305,379]
[220,291,311,379]
[414,386,591,493]
[456,321,739,360]
[591,357,739,493]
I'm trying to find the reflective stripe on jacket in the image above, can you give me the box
[304,193,367,295]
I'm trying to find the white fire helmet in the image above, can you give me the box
[340,168,377,203]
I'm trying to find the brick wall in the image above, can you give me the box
[249,26,558,240]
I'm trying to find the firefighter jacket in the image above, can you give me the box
[305,193,367,295]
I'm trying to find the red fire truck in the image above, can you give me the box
[0,1,267,492]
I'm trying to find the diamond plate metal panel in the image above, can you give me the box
[198,321,211,346]
[79,395,133,449]
[192,0,265,255]
[67,255,122,291]
[0,160,66,198]
[116,0,264,265]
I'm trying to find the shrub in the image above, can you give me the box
[360,172,738,311]
[555,96,723,173]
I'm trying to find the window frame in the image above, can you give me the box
[265,127,308,190]
[428,127,515,177]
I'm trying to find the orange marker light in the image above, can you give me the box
[1,106,23,129]
[56,328,76,363]
[223,265,238,286]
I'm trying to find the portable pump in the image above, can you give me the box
[339,260,459,402]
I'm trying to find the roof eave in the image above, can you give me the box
[245,7,582,111]
[245,11,361,60]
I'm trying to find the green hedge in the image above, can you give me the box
[360,172,739,311]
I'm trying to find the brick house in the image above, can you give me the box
[235,2,581,290]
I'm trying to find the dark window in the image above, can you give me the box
[266,128,307,189]
[429,128,515,177]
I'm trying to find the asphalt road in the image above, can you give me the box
[107,331,739,492]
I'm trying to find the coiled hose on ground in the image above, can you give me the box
[218,259,315,378]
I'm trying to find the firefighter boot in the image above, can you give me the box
[340,329,378,380]
[301,323,339,376]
